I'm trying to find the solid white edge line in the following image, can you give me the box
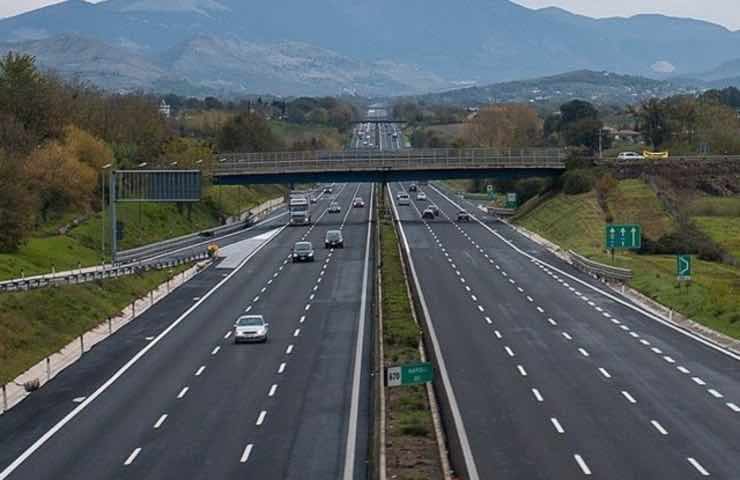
[342,183,374,480]
[386,183,480,480]
[0,223,288,480]
[687,457,710,476]
[430,184,740,362]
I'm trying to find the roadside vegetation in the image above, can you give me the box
[0,264,191,384]
[379,192,443,480]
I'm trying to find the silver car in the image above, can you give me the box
[233,315,269,343]
[328,201,341,213]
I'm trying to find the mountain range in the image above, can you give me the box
[2,0,740,97]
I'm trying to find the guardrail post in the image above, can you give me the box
[150,290,154,306]
[2,384,6,412]
[108,316,112,335]
[79,334,84,355]
[46,357,51,381]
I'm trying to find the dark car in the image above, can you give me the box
[456,210,472,222]
[422,208,435,219]
[292,241,315,262]
[325,230,344,248]
[408,184,418,192]
[429,204,440,216]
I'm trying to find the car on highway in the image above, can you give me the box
[408,184,418,192]
[362,140,368,146]
[392,132,399,138]
[292,241,315,262]
[233,315,269,343]
[456,210,472,222]
[323,186,333,194]
[416,191,427,201]
[310,196,318,204]
[429,204,440,216]
[353,197,365,208]
[325,230,344,248]
[617,151,645,161]
[328,201,341,213]
[397,193,410,206]
[422,207,435,219]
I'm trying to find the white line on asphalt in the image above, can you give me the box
[692,377,707,386]
[153,414,168,429]
[245,306,252,312]
[224,331,232,339]
[267,279,273,285]
[294,328,300,337]
[677,366,691,374]
[505,346,515,357]
[651,347,663,354]
[124,448,142,466]
[260,287,266,293]
[629,332,640,338]
[240,444,254,463]
[578,348,590,357]
[663,356,675,364]
[268,384,277,397]
[477,305,484,312]
[471,294,478,302]
[286,345,294,354]
[517,287,524,293]
[526,296,533,302]
[313,285,318,291]
[532,388,543,402]
[278,362,286,374]
[574,454,592,475]
[562,332,572,340]
[465,285,471,291]
[305,304,311,311]
[640,339,651,346]
[708,389,724,399]
[595,307,603,312]
[727,402,740,412]
[509,279,516,284]
[195,366,205,376]
[622,391,637,404]
[501,271,508,277]
[620,325,630,331]
[177,387,189,399]
[300,315,306,323]
[494,330,502,339]
[256,410,267,426]
[485,317,492,324]
[599,368,611,379]
[551,417,565,434]
[651,420,668,435]
[548,318,558,326]
[309,294,315,301]
[687,457,710,476]
[603,312,611,318]
[536,306,544,313]
[517,365,528,377]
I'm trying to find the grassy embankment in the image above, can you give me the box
[0,264,190,383]
[0,184,285,281]
[689,196,740,259]
[515,179,740,339]
[380,192,442,480]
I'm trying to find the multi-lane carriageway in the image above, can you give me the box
[0,183,375,480]
[390,182,740,479]
[1,180,739,479]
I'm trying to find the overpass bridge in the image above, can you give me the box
[212,148,566,185]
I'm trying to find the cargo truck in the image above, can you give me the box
[289,192,312,225]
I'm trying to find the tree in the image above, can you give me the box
[635,98,671,149]
[560,100,598,125]
[0,150,34,251]
[463,104,542,148]
[561,118,610,151]
[160,137,215,168]
[217,112,283,152]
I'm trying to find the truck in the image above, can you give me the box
[289,192,312,225]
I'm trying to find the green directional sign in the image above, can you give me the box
[505,192,518,209]
[386,362,433,387]
[677,255,692,281]
[605,224,641,250]
[487,185,496,200]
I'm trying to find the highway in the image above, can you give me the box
[0,182,375,480]
[389,180,740,479]
[350,121,402,151]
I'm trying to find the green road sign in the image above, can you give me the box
[386,362,433,387]
[605,224,641,249]
[677,255,692,280]
[486,185,493,192]
[505,192,518,209]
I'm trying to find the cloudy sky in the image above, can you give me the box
[1,0,739,30]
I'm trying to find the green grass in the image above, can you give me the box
[689,196,740,259]
[269,120,346,149]
[0,185,284,281]
[0,264,190,383]
[516,179,740,339]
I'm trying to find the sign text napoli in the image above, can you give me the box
[386,362,434,387]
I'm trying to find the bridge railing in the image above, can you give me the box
[215,148,565,175]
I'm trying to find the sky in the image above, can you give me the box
[1,0,739,30]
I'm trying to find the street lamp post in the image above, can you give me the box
[100,163,112,263]
[137,162,147,240]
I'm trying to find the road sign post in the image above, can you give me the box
[605,224,642,250]
[505,192,518,209]
[386,362,433,387]
[676,255,692,282]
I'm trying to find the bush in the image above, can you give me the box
[640,228,725,261]
[515,177,546,204]
[562,170,594,195]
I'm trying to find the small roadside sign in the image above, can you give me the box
[386,362,433,387]
[486,185,493,192]
[677,255,692,281]
[605,224,641,250]
[505,192,518,209]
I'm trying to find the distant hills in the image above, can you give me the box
[2,0,740,97]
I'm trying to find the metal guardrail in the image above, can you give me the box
[115,197,284,263]
[487,207,518,216]
[214,148,565,176]
[568,250,633,282]
[0,254,209,293]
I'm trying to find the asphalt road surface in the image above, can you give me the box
[390,181,740,480]
[0,182,375,480]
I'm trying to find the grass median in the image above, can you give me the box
[0,264,191,384]
[379,192,443,480]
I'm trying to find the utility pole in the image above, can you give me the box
[100,163,112,263]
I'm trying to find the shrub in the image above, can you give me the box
[562,170,594,195]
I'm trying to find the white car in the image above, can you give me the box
[353,197,365,208]
[233,315,269,343]
[328,201,341,213]
[617,151,644,161]
[397,193,410,206]
[416,192,427,201]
